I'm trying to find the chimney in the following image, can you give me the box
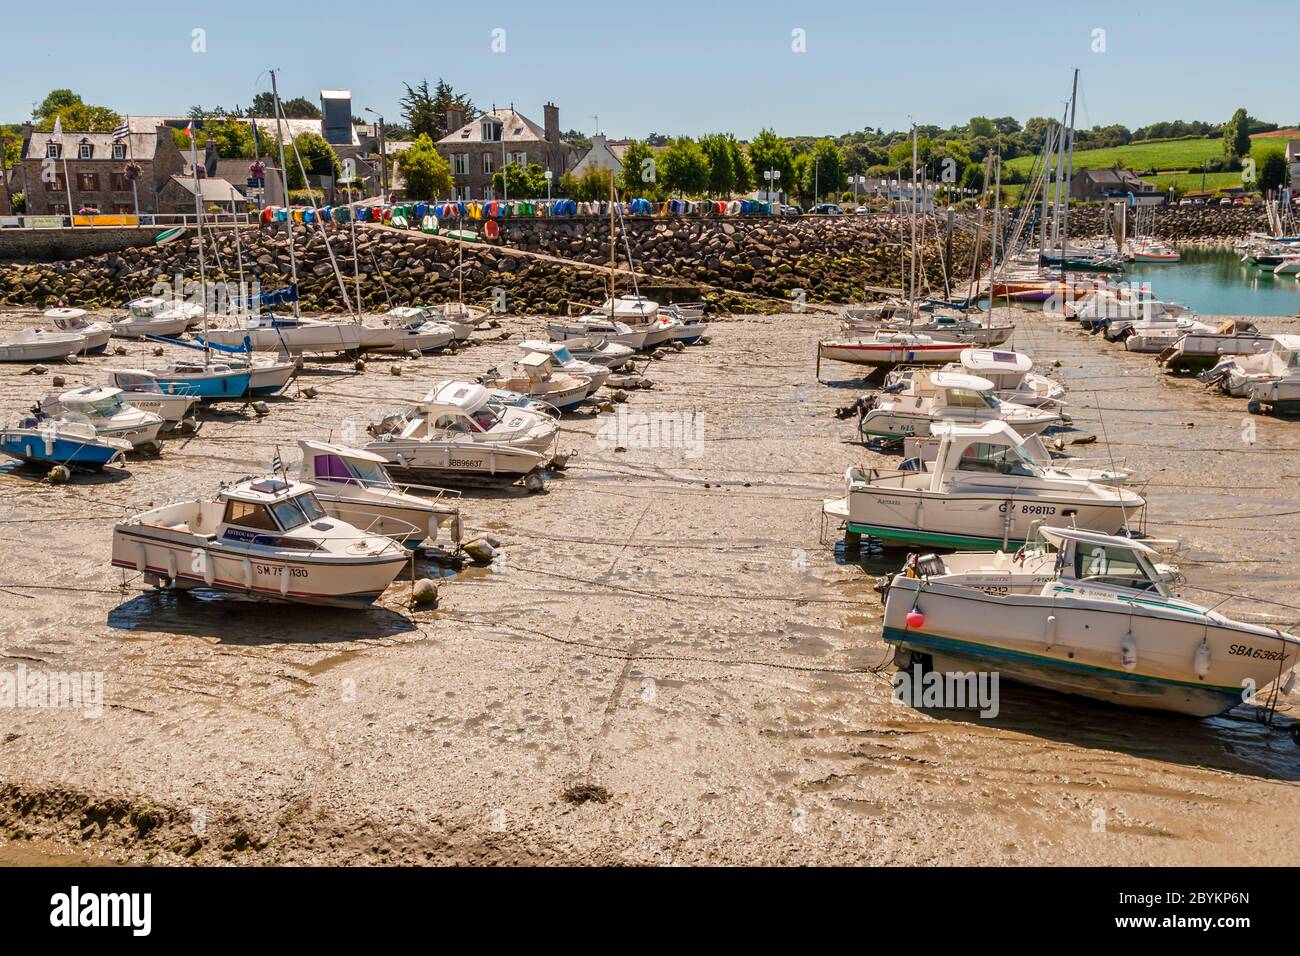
[446,106,465,136]
[544,102,559,145]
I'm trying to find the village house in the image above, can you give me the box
[436,103,577,200]
[1286,141,1300,193]
[17,122,187,216]
[1069,167,1163,203]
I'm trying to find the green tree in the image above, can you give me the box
[729,138,754,193]
[281,97,320,119]
[967,116,996,139]
[699,134,736,197]
[658,137,710,196]
[801,138,844,202]
[394,133,453,198]
[1258,150,1288,193]
[1224,108,1251,158]
[401,79,475,141]
[561,167,614,202]
[201,118,256,159]
[282,131,342,189]
[618,140,659,198]
[33,89,83,120]
[493,161,549,197]
[747,128,794,197]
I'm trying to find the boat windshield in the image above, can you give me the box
[270,494,326,531]
[945,387,999,410]
[552,347,574,364]
[346,457,393,488]
[88,394,126,417]
[1074,543,1161,593]
[954,440,1040,477]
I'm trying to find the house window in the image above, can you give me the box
[78,143,93,160]
[451,153,469,176]
[110,172,129,191]
[77,172,100,191]
[508,151,527,166]
[480,121,501,142]
[44,174,65,192]
[483,153,495,175]
[112,143,126,160]
[45,143,60,158]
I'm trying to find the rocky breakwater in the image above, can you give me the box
[1066,203,1269,242]
[495,214,977,305]
[0,227,623,315]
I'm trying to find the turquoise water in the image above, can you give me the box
[1124,247,1300,318]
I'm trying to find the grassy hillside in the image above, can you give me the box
[1005,134,1286,183]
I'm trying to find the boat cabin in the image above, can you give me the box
[1037,527,1166,595]
[959,349,1032,389]
[927,420,1042,483]
[299,440,395,491]
[45,386,132,422]
[901,371,1002,412]
[218,477,329,545]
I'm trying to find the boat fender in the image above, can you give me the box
[1193,639,1211,677]
[1044,613,1057,647]
[241,558,253,590]
[450,514,464,545]
[135,542,147,574]
[1120,632,1138,671]
[202,552,216,586]
[905,608,925,630]
[1283,669,1297,695]
[166,550,178,582]
[280,568,291,597]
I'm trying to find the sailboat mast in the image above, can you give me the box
[1050,103,1068,252]
[1059,67,1080,263]
[987,145,1001,327]
[909,124,918,305]
[1037,124,1055,260]
[270,69,300,319]
[608,172,616,316]
[190,124,208,359]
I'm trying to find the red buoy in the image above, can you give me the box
[906,610,925,629]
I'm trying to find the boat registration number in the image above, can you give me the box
[256,564,308,578]
[449,458,481,468]
[1228,643,1288,662]
[1000,503,1057,515]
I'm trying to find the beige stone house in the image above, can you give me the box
[18,123,186,215]
[435,103,577,200]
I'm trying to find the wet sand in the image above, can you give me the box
[0,305,1298,865]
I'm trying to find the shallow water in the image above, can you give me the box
[1125,247,1300,317]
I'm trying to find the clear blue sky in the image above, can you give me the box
[5,0,1292,137]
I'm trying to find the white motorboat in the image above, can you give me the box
[480,352,593,412]
[111,297,196,339]
[521,336,632,369]
[824,420,1143,551]
[104,369,201,423]
[112,476,409,607]
[45,308,111,354]
[419,302,490,340]
[948,349,1065,407]
[516,341,611,391]
[1206,334,1300,411]
[202,314,363,355]
[1123,315,1216,353]
[364,380,558,487]
[843,312,1015,347]
[547,315,671,351]
[38,386,163,448]
[0,328,86,363]
[356,311,455,353]
[1273,257,1300,276]
[879,527,1300,717]
[1127,241,1182,263]
[818,330,968,369]
[903,431,1134,486]
[858,371,1061,441]
[1157,322,1269,373]
[296,440,462,549]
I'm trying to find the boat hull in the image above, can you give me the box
[0,430,125,469]
[819,341,966,367]
[882,578,1298,717]
[368,441,547,487]
[204,322,363,355]
[111,525,407,608]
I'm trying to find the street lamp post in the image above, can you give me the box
[545,168,552,202]
[364,108,386,197]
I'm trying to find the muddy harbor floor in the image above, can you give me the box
[1,305,1299,866]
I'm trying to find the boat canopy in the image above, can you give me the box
[960,349,1032,375]
[298,439,390,465]
[926,371,995,393]
[421,380,491,414]
[1038,525,1159,558]
[223,476,316,505]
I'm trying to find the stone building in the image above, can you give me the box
[18,122,187,215]
[436,103,577,200]
[157,174,248,215]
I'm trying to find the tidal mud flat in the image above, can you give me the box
[0,305,1298,866]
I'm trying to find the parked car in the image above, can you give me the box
[1178,198,1193,206]
[1218,197,1233,206]
[781,205,803,216]
[811,203,843,215]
